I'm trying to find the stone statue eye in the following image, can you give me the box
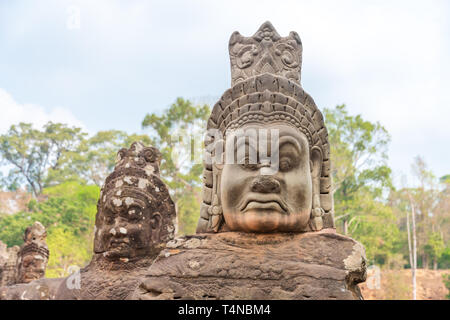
[240,156,259,171]
[279,158,292,171]
[104,211,115,224]
[127,206,143,220]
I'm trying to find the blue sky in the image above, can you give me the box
[0,0,449,185]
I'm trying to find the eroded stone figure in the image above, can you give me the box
[0,222,55,299]
[55,142,176,299]
[133,22,367,300]
[16,221,49,284]
[1,142,176,300]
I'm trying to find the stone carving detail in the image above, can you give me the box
[16,221,49,284]
[93,141,175,261]
[229,21,303,86]
[0,244,19,287]
[198,22,333,234]
[55,142,177,299]
[133,230,366,300]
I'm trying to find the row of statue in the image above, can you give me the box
[0,22,367,300]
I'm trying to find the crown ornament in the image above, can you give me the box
[229,21,303,86]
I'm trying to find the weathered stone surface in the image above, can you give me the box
[0,278,63,300]
[132,229,367,300]
[55,255,155,300]
[0,245,19,287]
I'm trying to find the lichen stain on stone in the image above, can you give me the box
[144,165,154,176]
[115,180,123,188]
[138,178,149,189]
[124,176,133,185]
[188,260,200,270]
[343,242,366,273]
[124,197,134,206]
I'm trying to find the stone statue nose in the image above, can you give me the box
[109,218,128,237]
[251,176,281,193]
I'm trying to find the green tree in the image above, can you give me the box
[142,97,210,234]
[324,104,393,235]
[48,130,152,186]
[424,232,445,270]
[0,122,86,196]
[324,105,400,265]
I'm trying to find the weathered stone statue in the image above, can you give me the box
[1,142,177,300]
[0,222,48,288]
[55,142,176,299]
[0,222,54,299]
[133,22,367,300]
[16,221,49,284]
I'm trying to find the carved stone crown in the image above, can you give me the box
[229,21,303,86]
[19,242,49,259]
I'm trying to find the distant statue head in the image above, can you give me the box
[93,142,176,261]
[17,221,49,284]
[197,22,334,234]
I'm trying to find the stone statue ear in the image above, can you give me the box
[150,212,162,242]
[213,139,225,170]
[310,146,324,231]
[310,146,323,178]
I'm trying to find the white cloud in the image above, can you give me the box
[0,88,86,133]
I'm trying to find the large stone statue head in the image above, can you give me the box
[16,221,49,284]
[93,142,176,261]
[197,22,334,234]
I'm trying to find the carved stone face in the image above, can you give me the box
[18,253,46,283]
[94,188,161,260]
[220,123,321,233]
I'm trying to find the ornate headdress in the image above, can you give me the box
[197,22,334,233]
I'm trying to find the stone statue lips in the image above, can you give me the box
[22,269,43,282]
[109,238,130,248]
[240,196,288,214]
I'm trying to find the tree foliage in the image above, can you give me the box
[323,104,400,264]
[0,122,86,196]
[142,97,210,234]
[0,181,99,277]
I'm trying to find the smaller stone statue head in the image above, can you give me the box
[16,222,49,284]
[93,142,176,261]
